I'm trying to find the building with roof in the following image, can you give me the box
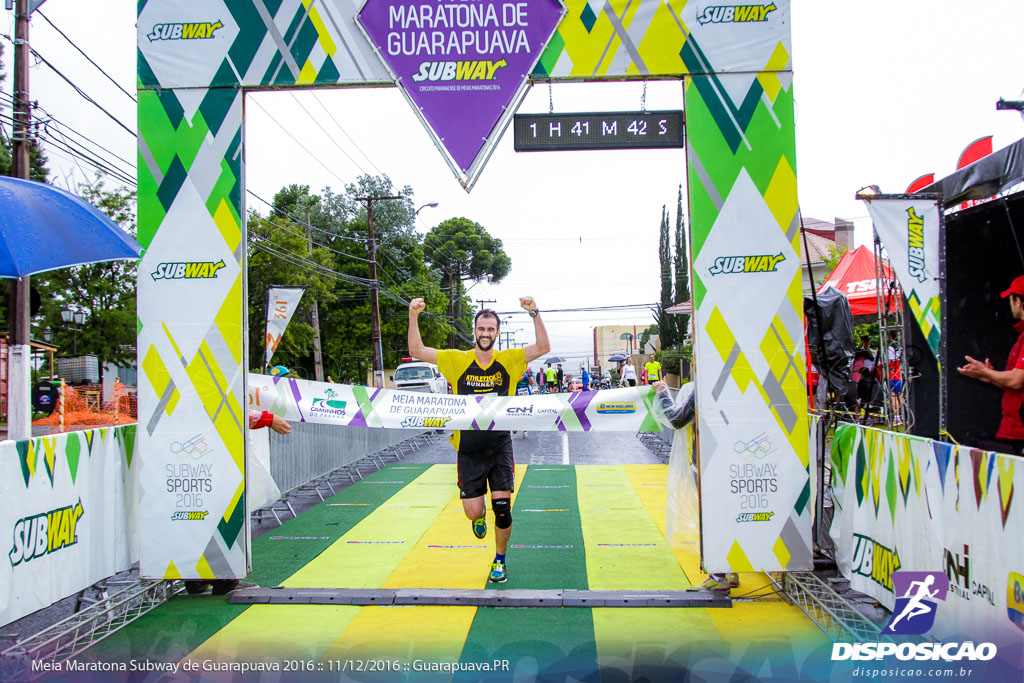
[800,217,854,293]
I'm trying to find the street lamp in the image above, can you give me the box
[413,201,439,221]
[60,306,86,356]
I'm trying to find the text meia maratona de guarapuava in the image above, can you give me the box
[384,2,533,57]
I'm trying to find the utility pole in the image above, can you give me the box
[357,195,401,388]
[8,0,32,440]
[305,208,324,382]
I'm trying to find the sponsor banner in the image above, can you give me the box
[248,375,661,432]
[136,86,248,581]
[137,0,392,89]
[862,197,942,356]
[534,0,792,78]
[687,68,810,573]
[1,427,139,626]
[830,423,1024,645]
[264,286,306,368]
[357,0,565,184]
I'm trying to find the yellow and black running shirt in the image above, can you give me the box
[437,348,527,452]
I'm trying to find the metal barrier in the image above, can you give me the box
[267,423,427,495]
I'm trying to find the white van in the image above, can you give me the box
[393,359,449,394]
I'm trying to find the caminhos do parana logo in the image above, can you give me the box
[906,207,928,282]
[9,500,84,567]
[311,388,347,419]
[708,253,785,276]
[697,3,777,25]
[151,260,225,281]
[147,21,223,41]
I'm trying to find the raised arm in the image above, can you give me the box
[520,296,550,363]
[408,298,438,364]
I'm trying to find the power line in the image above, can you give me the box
[309,91,384,176]
[247,98,347,187]
[21,42,136,137]
[288,92,367,176]
[35,10,136,104]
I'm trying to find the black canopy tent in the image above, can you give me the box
[910,136,1024,442]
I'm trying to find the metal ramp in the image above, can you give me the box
[229,586,733,608]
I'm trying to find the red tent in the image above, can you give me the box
[817,245,899,316]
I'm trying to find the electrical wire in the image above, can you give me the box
[309,91,384,176]
[288,92,367,177]
[35,10,137,104]
[247,98,348,187]
[22,42,136,137]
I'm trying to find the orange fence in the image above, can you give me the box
[33,381,138,429]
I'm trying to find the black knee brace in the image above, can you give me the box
[492,498,512,529]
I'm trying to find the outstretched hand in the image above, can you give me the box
[957,355,993,379]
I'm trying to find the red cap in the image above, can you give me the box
[1001,275,1024,298]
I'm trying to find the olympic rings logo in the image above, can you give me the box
[171,434,210,460]
[733,433,776,460]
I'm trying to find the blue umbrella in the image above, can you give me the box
[0,177,142,277]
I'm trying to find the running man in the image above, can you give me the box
[644,354,661,385]
[408,296,550,583]
[887,575,939,631]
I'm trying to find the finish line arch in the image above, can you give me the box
[136,0,808,581]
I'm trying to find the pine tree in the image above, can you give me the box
[658,205,674,348]
[672,185,690,345]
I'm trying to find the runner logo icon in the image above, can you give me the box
[884,571,948,634]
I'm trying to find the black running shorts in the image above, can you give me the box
[457,436,515,499]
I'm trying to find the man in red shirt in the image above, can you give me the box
[957,274,1024,455]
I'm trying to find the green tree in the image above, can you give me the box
[672,185,690,346]
[246,188,337,376]
[423,217,510,348]
[822,244,849,273]
[32,182,137,366]
[251,177,449,382]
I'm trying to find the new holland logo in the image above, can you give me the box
[906,207,928,282]
[596,402,636,414]
[9,500,84,567]
[709,253,785,276]
[147,21,224,41]
[151,260,225,281]
[697,3,777,25]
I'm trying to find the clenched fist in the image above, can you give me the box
[409,298,426,315]
[520,296,537,312]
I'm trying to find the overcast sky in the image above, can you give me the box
[3,0,1023,373]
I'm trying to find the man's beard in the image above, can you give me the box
[476,335,495,352]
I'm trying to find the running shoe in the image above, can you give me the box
[699,573,739,591]
[488,560,507,583]
[472,514,487,539]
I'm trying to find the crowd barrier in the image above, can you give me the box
[1,426,139,626]
[1,419,426,628]
[829,423,1024,645]
[265,422,420,495]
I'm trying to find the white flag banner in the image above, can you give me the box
[264,286,306,368]
[863,197,942,356]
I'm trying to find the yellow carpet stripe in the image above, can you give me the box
[182,466,455,663]
[623,467,825,649]
[576,466,722,650]
[330,466,528,658]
